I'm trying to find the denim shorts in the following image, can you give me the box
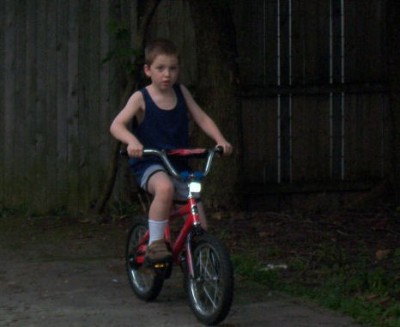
[140,164,189,201]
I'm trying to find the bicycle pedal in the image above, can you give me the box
[154,262,168,269]
[151,261,172,279]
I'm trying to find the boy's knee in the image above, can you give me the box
[155,181,174,198]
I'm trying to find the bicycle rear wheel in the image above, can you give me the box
[126,220,164,301]
[186,233,234,325]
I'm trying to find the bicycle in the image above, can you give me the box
[124,147,234,325]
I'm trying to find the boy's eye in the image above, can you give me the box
[154,65,178,72]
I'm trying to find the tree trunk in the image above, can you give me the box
[188,1,242,209]
[93,0,161,214]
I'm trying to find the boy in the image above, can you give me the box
[110,39,232,264]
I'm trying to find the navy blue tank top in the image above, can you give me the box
[135,84,189,149]
[129,84,189,175]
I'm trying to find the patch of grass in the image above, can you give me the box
[0,205,30,218]
[232,254,282,289]
[233,244,400,327]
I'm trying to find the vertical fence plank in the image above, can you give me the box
[265,0,278,86]
[330,0,345,180]
[279,95,292,182]
[45,0,58,209]
[278,0,291,183]
[55,0,69,211]
[99,0,122,203]
[34,0,49,209]
[331,93,344,179]
[241,98,278,184]
[67,0,81,210]
[291,96,331,182]
[99,0,112,186]
[77,0,91,209]
[344,94,387,181]
[25,0,39,209]
[14,0,28,205]
[87,0,101,205]
[234,0,277,86]
[0,0,5,204]
[292,0,330,84]
[345,0,387,82]
[79,0,90,209]
[4,0,17,206]
[382,95,391,178]
[13,0,34,207]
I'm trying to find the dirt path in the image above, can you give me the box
[0,216,364,326]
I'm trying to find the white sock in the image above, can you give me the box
[148,219,168,244]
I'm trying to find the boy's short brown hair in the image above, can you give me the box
[144,39,179,65]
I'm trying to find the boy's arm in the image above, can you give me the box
[109,91,144,157]
[180,85,233,155]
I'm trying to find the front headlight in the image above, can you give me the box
[189,181,202,193]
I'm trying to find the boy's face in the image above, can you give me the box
[144,54,180,90]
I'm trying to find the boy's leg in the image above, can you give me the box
[145,171,174,263]
[147,171,174,222]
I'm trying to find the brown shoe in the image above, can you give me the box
[145,239,172,264]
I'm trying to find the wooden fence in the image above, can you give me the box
[236,0,389,187]
[0,0,391,213]
[1,0,132,212]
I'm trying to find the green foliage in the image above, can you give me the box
[106,200,142,219]
[234,243,400,327]
[232,255,282,289]
[0,204,31,218]
[102,19,142,74]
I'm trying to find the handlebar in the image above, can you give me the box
[121,147,223,180]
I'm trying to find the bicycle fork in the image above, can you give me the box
[185,232,195,278]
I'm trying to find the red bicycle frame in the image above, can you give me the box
[128,147,222,275]
[134,197,200,274]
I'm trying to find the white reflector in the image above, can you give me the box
[189,181,201,193]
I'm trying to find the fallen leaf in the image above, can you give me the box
[375,249,390,261]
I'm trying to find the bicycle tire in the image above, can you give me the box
[186,233,234,325]
[125,219,164,301]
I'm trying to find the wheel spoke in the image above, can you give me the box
[126,222,164,301]
[195,247,222,310]
[187,234,233,325]
[202,282,218,309]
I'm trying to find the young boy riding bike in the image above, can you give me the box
[110,38,232,265]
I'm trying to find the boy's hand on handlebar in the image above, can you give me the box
[216,142,233,156]
[127,141,144,157]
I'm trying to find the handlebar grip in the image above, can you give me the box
[215,146,224,155]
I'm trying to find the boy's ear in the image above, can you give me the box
[143,64,151,77]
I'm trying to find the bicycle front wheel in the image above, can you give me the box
[186,233,234,325]
[126,220,164,301]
